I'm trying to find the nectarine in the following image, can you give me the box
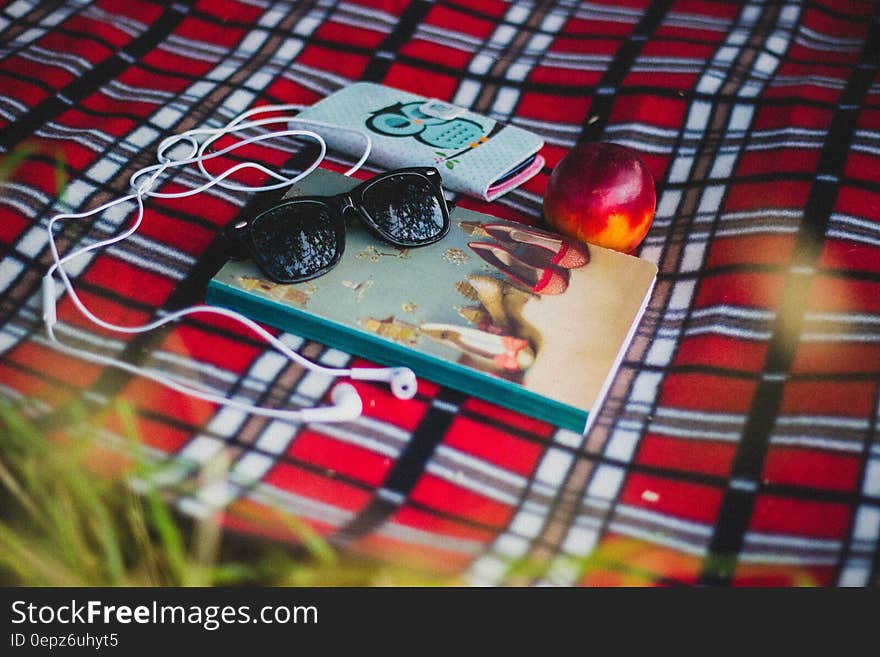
[543,142,656,253]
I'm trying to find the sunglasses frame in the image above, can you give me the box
[226,166,451,284]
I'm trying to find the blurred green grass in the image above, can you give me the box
[0,394,822,587]
[0,396,461,586]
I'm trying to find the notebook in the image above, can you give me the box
[206,167,657,433]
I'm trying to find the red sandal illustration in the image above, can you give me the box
[483,223,590,269]
[468,241,569,295]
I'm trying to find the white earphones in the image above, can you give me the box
[299,383,363,423]
[42,103,418,423]
[350,366,418,399]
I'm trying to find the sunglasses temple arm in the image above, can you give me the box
[223,220,251,258]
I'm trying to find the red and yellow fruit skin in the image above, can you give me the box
[542,142,656,254]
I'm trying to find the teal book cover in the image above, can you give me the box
[206,168,657,433]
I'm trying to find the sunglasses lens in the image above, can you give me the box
[360,173,447,245]
[250,201,338,282]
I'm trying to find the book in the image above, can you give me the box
[206,168,657,433]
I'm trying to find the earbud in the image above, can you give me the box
[350,367,418,400]
[299,383,363,423]
[390,368,418,399]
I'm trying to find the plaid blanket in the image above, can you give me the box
[1,0,878,586]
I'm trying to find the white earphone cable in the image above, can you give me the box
[42,104,416,422]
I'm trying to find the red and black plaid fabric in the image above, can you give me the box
[1,0,878,586]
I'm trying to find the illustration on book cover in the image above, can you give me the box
[212,206,657,416]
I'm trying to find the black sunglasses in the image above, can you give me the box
[226,167,451,283]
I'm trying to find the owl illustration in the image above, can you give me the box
[366,101,487,150]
